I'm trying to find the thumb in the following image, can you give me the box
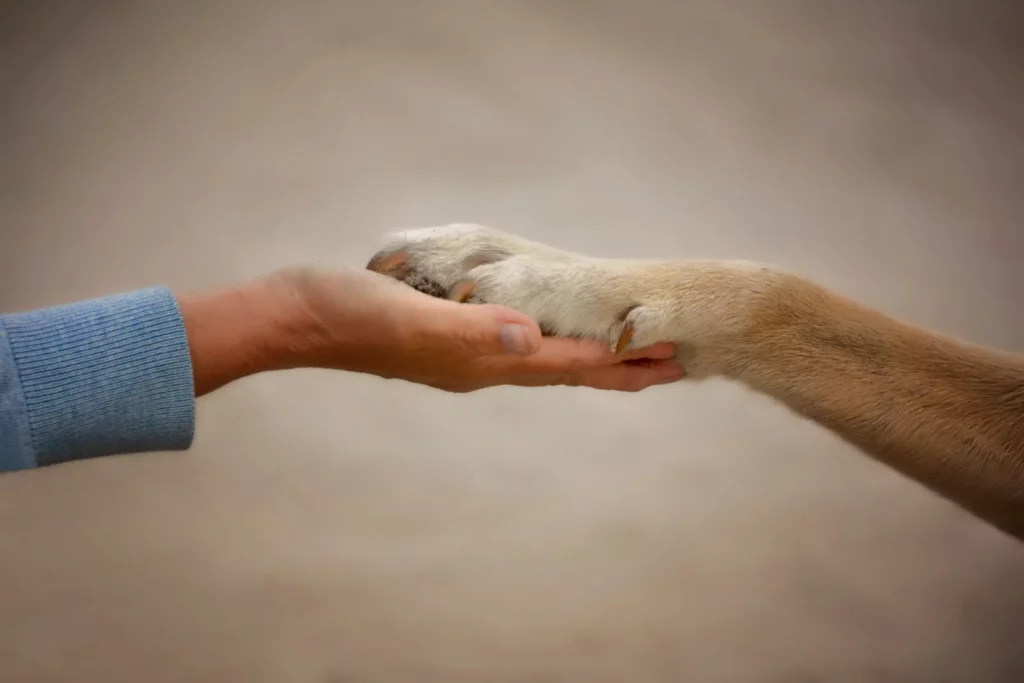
[451,303,543,357]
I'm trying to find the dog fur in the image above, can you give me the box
[368,224,1024,539]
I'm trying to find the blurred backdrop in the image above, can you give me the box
[1,1,1022,681]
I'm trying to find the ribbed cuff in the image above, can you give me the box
[0,287,195,469]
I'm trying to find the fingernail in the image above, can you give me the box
[499,323,538,355]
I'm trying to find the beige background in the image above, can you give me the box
[1,2,1022,681]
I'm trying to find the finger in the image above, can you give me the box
[617,341,677,362]
[576,358,686,391]
[511,337,618,373]
[428,302,543,357]
[507,338,677,375]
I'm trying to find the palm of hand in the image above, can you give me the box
[288,267,682,392]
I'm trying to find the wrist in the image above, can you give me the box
[178,270,321,395]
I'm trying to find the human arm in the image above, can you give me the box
[0,288,194,471]
[0,268,682,471]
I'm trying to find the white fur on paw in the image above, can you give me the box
[370,223,668,347]
[376,224,533,291]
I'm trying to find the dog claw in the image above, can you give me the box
[614,323,635,355]
[449,281,477,303]
[367,250,409,277]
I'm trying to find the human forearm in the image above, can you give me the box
[0,288,195,471]
[0,271,336,471]
[0,271,325,470]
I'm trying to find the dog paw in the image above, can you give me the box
[367,224,657,352]
[367,224,530,298]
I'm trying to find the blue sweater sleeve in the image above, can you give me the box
[0,287,195,471]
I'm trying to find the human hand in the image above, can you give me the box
[284,267,685,392]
